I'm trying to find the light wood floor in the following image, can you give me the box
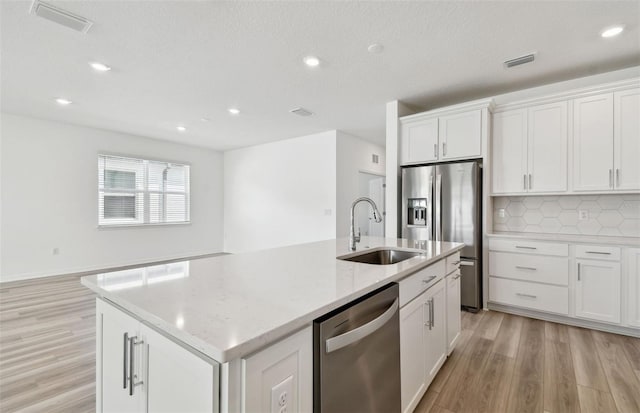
[1,275,639,413]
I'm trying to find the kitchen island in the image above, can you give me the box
[82,236,464,413]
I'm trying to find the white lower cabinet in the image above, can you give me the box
[97,299,219,413]
[627,248,640,328]
[400,279,447,413]
[445,270,461,354]
[242,327,312,413]
[575,259,621,324]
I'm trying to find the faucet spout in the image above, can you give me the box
[349,197,383,251]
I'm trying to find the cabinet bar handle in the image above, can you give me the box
[430,298,434,328]
[128,336,144,396]
[609,169,613,188]
[616,169,620,187]
[516,293,537,299]
[452,261,461,265]
[515,266,537,271]
[434,144,438,158]
[577,263,581,281]
[515,245,537,250]
[524,174,527,190]
[585,251,611,255]
[123,333,128,389]
[529,174,532,190]
[443,142,447,157]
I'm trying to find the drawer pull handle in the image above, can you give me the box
[452,261,461,265]
[453,274,461,280]
[515,246,537,250]
[516,293,537,299]
[422,276,437,284]
[515,266,537,271]
[585,251,611,255]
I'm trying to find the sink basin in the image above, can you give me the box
[338,248,424,265]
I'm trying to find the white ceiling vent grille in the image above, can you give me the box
[289,107,313,117]
[30,0,93,33]
[504,53,536,68]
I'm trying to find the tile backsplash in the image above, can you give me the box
[493,194,640,237]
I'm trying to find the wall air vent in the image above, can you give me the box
[289,107,313,117]
[504,53,536,68]
[30,0,93,33]
[372,154,379,164]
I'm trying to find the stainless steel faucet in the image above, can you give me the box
[350,197,383,251]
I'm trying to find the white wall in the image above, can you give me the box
[335,131,385,238]
[0,113,224,282]
[224,131,337,253]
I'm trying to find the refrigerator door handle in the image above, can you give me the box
[435,173,442,241]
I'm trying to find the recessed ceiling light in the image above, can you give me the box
[228,108,240,115]
[367,43,384,54]
[303,56,320,67]
[601,25,624,38]
[55,98,72,105]
[176,126,186,132]
[89,62,111,72]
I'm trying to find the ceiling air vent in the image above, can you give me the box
[30,0,93,33]
[504,53,536,68]
[290,107,313,117]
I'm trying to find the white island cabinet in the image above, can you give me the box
[84,237,465,413]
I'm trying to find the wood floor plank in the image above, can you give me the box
[506,374,543,413]
[414,387,439,413]
[592,330,640,413]
[461,310,485,331]
[544,321,569,343]
[577,385,619,413]
[567,326,610,392]
[464,351,515,413]
[429,328,473,393]
[514,317,545,381]
[474,310,504,340]
[492,313,523,358]
[543,339,579,413]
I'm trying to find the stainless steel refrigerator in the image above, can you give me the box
[401,160,482,311]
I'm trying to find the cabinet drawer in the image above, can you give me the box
[489,238,569,257]
[489,277,568,315]
[575,245,621,261]
[445,252,461,275]
[399,260,445,307]
[489,252,569,285]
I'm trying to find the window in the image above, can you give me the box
[98,154,190,226]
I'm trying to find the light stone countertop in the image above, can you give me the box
[488,231,640,247]
[81,237,463,363]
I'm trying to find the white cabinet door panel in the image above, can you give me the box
[401,118,439,165]
[446,272,461,354]
[614,88,640,191]
[575,259,621,324]
[627,249,640,328]
[143,325,217,413]
[98,299,144,413]
[424,280,446,386]
[400,292,428,413]
[439,109,482,160]
[492,109,528,193]
[528,102,568,192]
[573,93,614,191]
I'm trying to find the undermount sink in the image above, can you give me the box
[338,248,424,265]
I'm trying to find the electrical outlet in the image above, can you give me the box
[578,210,589,220]
[498,209,506,218]
[271,375,293,413]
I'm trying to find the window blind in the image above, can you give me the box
[98,154,190,226]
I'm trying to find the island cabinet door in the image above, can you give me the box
[97,299,144,413]
[400,291,428,413]
[424,279,447,386]
[446,271,462,355]
[142,324,219,413]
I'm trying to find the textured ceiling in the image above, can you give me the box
[1,1,639,150]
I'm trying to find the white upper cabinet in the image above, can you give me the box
[439,110,482,160]
[614,88,640,191]
[491,102,568,194]
[401,118,439,164]
[573,93,614,191]
[400,102,490,166]
[527,102,568,192]
[492,109,528,194]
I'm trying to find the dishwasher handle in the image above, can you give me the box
[325,298,399,354]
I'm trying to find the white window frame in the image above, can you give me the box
[98,154,191,227]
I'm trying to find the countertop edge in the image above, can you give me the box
[487,232,640,247]
[82,244,464,363]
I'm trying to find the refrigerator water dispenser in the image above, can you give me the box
[407,198,428,226]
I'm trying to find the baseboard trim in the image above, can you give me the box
[488,302,640,338]
[0,251,229,284]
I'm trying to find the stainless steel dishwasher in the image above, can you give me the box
[313,283,400,413]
